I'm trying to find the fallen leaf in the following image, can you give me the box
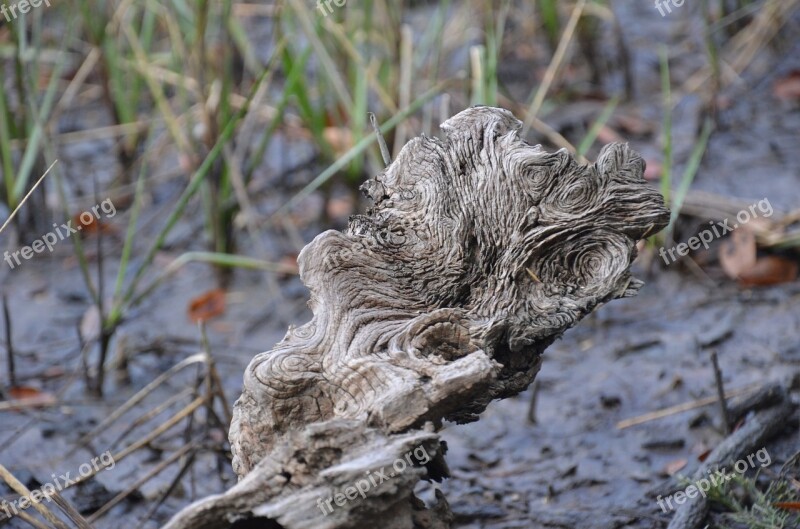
[773,70,800,102]
[324,104,349,128]
[327,196,355,220]
[664,458,687,475]
[9,386,44,399]
[644,158,663,181]
[71,212,115,235]
[188,289,226,323]
[5,386,57,409]
[719,227,757,279]
[738,256,798,287]
[323,127,354,157]
[697,448,712,462]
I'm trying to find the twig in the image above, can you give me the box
[710,350,731,434]
[527,380,540,424]
[87,441,196,523]
[108,387,193,451]
[71,353,209,452]
[77,321,92,390]
[0,394,57,411]
[11,510,53,529]
[369,112,392,167]
[0,160,58,235]
[92,173,110,397]
[3,295,15,389]
[667,391,794,529]
[0,464,71,529]
[110,396,205,463]
[133,450,197,529]
[616,384,759,429]
[199,323,232,426]
[43,488,94,529]
[521,0,587,136]
[727,382,786,425]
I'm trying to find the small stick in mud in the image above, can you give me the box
[666,385,795,529]
[369,111,392,167]
[616,384,759,429]
[0,464,72,529]
[710,350,731,434]
[527,380,540,424]
[2,295,16,390]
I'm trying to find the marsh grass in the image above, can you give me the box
[3,0,788,395]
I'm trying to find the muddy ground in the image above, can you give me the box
[1,2,799,529]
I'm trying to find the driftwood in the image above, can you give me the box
[164,106,669,529]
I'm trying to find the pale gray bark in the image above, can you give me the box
[164,106,669,529]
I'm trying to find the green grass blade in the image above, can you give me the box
[110,134,153,316]
[577,96,619,157]
[119,65,274,309]
[0,87,16,207]
[128,252,297,310]
[12,27,70,200]
[285,0,354,112]
[274,81,447,217]
[666,118,714,236]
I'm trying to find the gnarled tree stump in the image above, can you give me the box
[164,106,668,529]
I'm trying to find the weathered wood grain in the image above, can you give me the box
[165,106,669,529]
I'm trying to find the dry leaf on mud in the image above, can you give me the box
[773,70,800,102]
[738,256,798,287]
[71,212,115,234]
[719,227,757,279]
[5,386,57,409]
[188,289,226,323]
[644,159,663,181]
[323,127,354,157]
[327,196,355,220]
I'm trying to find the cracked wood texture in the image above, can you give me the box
[165,106,669,529]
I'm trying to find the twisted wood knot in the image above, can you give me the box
[229,106,668,477]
